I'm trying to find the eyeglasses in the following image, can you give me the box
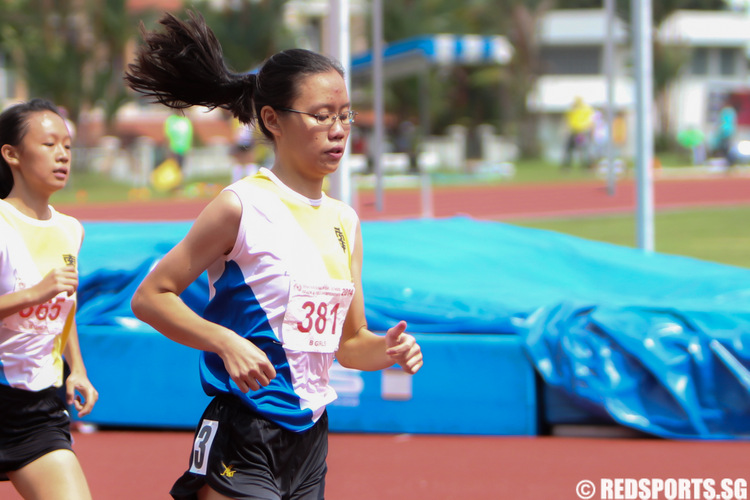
[276,108,358,127]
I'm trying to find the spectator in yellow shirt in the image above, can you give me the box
[562,96,594,169]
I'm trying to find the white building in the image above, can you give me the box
[659,10,750,136]
[529,8,750,162]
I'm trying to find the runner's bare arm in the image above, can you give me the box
[130,190,276,392]
[336,222,423,374]
[63,322,99,417]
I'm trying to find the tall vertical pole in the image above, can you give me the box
[0,53,7,104]
[373,0,385,211]
[604,0,617,196]
[327,0,352,205]
[632,0,654,252]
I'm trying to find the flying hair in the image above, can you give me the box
[124,10,255,124]
[125,10,346,140]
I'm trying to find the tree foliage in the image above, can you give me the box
[0,0,291,141]
[0,0,138,127]
[182,0,294,74]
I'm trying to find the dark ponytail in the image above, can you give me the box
[0,99,62,199]
[125,10,345,141]
[125,11,255,125]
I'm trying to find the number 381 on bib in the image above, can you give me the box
[281,279,355,353]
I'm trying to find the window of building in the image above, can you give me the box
[719,48,737,76]
[690,47,708,75]
[540,46,601,75]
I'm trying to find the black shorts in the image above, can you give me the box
[171,394,329,500]
[0,384,73,480]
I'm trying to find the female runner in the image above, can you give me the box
[0,98,98,499]
[126,11,423,500]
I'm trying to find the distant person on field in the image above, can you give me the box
[164,113,193,171]
[713,98,737,168]
[58,107,77,143]
[230,124,261,183]
[562,96,594,169]
[589,108,608,167]
[395,120,418,172]
[612,111,628,159]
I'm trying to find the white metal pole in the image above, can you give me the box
[327,0,352,205]
[632,0,655,252]
[420,170,433,218]
[604,0,617,196]
[373,0,385,211]
[0,53,7,104]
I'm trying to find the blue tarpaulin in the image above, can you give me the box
[76,218,750,439]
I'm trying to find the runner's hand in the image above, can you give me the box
[385,321,423,375]
[34,266,78,301]
[66,372,99,418]
[218,335,277,392]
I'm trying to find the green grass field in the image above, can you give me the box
[514,206,750,269]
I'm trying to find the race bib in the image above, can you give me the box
[281,279,355,353]
[3,292,74,336]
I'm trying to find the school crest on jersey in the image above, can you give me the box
[333,226,346,253]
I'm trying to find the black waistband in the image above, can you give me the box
[0,383,58,403]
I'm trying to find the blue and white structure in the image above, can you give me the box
[351,34,514,80]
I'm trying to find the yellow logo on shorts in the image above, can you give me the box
[220,462,235,478]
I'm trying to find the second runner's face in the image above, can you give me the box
[282,70,351,179]
[12,111,72,196]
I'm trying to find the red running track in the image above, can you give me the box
[57,176,750,222]
[1,430,749,499]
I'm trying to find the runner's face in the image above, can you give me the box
[279,70,350,179]
[10,111,72,195]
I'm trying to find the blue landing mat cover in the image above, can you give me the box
[77,218,750,439]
